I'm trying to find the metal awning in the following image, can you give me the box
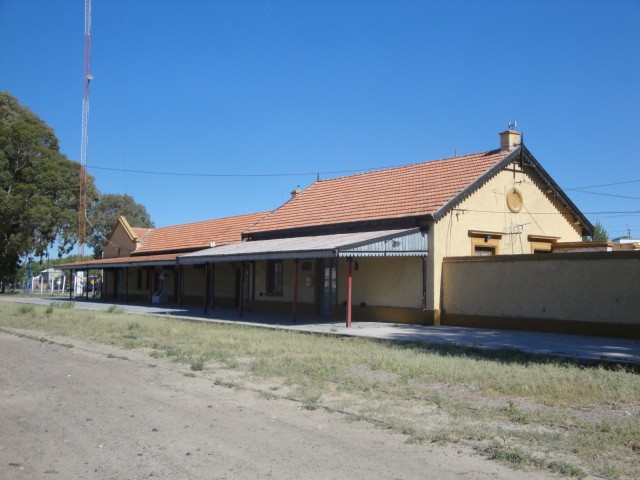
[178,228,428,265]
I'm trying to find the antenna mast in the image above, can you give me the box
[78,0,93,261]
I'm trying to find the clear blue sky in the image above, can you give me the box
[1,0,639,241]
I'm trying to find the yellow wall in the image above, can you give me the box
[336,257,423,309]
[441,251,640,337]
[103,223,137,258]
[212,263,237,300]
[182,266,205,302]
[426,163,583,312]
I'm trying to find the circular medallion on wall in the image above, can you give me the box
[506,187,524,213]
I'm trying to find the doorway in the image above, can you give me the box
[318,258,336,318]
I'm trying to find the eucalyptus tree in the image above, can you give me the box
[0,91,97,289]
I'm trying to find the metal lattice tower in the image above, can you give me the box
[78,0,93,261]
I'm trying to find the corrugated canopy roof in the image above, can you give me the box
[178,229,428,264]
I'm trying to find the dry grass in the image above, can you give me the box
[1,300,639,479]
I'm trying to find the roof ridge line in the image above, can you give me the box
[149,210,270,230]
[316,148,501,183]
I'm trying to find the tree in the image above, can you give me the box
[0,92,97,291]
[87,193,154,258]
[591,221,608,241]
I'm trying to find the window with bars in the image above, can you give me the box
[266,260,283,295]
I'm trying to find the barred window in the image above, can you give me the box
[266,260,283,295]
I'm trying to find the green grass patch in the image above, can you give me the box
[18,304,35,314]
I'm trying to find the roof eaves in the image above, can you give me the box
[102,216,140,248]
[130,246,210,256]
[57,255,178,270]
[118,216,140,241]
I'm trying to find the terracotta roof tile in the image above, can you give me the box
[131,227,152,240]
[131,211,269,256]
[246,149,510,234]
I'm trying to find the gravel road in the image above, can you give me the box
[0,330,558,479]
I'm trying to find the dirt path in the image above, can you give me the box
[0,331,559,480]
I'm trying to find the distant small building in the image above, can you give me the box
[611,236,640,245]
[40,268,63,284]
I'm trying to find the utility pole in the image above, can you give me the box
[78,0,93,261]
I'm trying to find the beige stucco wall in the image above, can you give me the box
[183,266,205,300]
[126,268,146,299]
[213,263,237,300]
[426,163,583,312]
[441,251,640,327]
[102,223,137,259]
[336,257,423,309]
[249,257,423,310]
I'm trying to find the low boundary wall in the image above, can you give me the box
[441,251,640,338]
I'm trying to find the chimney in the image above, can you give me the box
[499,129,521,152]
[290,188,302,199]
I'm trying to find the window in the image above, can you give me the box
[474,246,496,256]
[468,230,503,256]
[266,260,283,295]
[528,235,558,254]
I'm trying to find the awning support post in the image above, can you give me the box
[238,262,245,319]
[69,271,74,300]
[292,259,299,322]
[211,263,216,309]
[148,268,153,304]
[204,262,210,315]
[346,257,353,328]
[178,265,183,307]
[124,267,129,303]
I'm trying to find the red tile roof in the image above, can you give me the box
[131,227,152,240]
[131,211,269,256]
[246,149,511,234]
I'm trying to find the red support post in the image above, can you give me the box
[346,258,353,328]
[292,259,299,322]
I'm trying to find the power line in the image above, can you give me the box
[566,179,640,190]
[453,208,640,216]
[567,190,640,200]
[88,164,640,191]
[86,164,381,178]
